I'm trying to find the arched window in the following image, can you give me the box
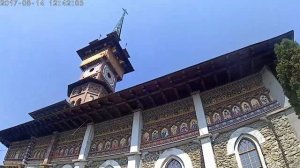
[154,148,193,168]
[75,98,82,106]
[238,138,262,168]
[99,160,121,168]
[165,159,182,168]
[227,127,267,168]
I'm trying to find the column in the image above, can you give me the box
[192,92,217,168]
[40,132,58,168]
[73,123,94,168]
[127,109,143,168]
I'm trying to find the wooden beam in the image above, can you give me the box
[160,91,169,103]
[172,88,180,99]
[83,113,94,122]
[213,74,219,86]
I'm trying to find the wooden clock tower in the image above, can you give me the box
[68,9,133,106]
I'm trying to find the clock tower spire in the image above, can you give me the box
[68,9,133,106]
[112,8,128,38]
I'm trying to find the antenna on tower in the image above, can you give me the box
[113,8,128,38]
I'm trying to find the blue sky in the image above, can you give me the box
[0,0,300,164]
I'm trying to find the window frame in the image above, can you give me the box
[154,148,193,168]
[99,160,121,168]
[162,155,184,168]
[234,134,267,168]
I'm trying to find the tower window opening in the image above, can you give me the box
[75,98,82,106]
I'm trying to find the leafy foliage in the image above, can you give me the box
[274,39,300,116]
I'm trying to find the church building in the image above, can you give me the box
[1,10,300,168]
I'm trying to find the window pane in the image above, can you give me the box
[238,138,262,168]
[238,139,255,153]
[166,159,182,168]
[105,166,114,168]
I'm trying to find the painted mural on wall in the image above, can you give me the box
[88,115,132,157]
[5,140,30,162]
[51,127,85,161]
[142,98,199,149]
[201,73,281,131]
[28,135,52,161]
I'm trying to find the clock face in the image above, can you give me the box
[102,65,116,89]
[82,63,101,78]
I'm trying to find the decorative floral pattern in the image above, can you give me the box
[28,136,51,161]
[51,128,85,160]
[89,115,132,157]
[141,98,198,149]
[5,140,30,160]
[202,73,275,128]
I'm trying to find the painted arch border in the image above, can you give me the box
[99,160,121,168]
[227,126,265,155]
[154,148,193,168]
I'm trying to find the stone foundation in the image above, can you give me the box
[269,113,300,168]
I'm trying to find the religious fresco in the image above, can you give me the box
[51,127,85,161]
[88,115,132,158]
[141,98,199,149]
[28,135,52,161]
[201,73,281,131]
[4,140,30,161]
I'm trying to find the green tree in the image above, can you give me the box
[274,39,300,117]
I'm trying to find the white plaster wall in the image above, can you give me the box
[261,67,300,141]
[261,67,290,108]
[285,108,300,140]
